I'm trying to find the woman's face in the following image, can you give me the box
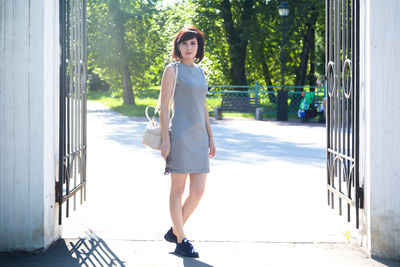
[179,37,198,61]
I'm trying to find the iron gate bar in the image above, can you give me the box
[354,0,362,212]
[58,0,67,225]
[57,0,87,225]
[325,0,363,229]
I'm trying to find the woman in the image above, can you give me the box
[159,26,216,258]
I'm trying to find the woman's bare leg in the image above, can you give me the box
[170,173,187,243]
[182,173,207,225]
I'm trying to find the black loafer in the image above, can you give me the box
[164,227,177,244]
[175,238,199,258]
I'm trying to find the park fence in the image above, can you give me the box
[207,83,325,119]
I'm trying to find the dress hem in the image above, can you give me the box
[164,168,210,175]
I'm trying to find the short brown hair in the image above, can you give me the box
[172,26,205,62]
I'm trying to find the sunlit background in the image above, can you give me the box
[162,0,177,6]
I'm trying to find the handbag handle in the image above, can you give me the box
[145,105,159,121]
[168,63,178,121]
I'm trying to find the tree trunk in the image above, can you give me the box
[261,60,273,87]
[294,21,315,88]
[120,65,135,104]
[230,47,247,85]
[290,5,318,110]
[220,0,254,86]
[309,25,316,91]
[261,58,276,103]
[109,0,135,105]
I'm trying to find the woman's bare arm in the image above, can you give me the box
[159,65,175,160]
[204,103,216,158]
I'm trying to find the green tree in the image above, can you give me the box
[191,0,256,85]
[152,0,196,76]
[291,0,324,88]
[87,0,160,105]
[192,0,325,89]
[87,0,325,107]
[283,0,325,109]
[246,0,281,101]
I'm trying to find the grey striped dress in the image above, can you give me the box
[165,62,210,174]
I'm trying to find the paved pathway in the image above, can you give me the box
[1,101,398,267]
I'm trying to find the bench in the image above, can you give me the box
[215,96,262,120]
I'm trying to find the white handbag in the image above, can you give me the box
[141,64,178,150]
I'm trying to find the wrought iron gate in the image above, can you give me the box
[57,0,87,225]
[326,0,363,228]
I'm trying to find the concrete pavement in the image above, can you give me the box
[1,101,399,267]
[1,237,396,267]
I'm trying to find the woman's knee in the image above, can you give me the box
[189,186,205,199]
[170,185,185,198]
[170,173,187,198]
[189,173,206,199]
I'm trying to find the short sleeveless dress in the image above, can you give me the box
[164,62,210,174]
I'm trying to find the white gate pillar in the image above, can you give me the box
[360,0,400,260]
[0,0,61,251]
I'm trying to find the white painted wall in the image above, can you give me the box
[360,0,400,260]
[0,0,60,251]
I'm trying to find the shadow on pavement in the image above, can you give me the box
[88,107,326,166]
[169,252,215,267]
[0,230,126,267]
[67,230,126,266]
[372,256,400,267]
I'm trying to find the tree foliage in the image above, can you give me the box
[191,0,325,87]
[87,0,326,101]
[87,0,161,104]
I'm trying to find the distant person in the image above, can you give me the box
[159,26,216,258]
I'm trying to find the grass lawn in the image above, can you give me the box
[88,88,256,119]
[88,88,160,117]
[87,88,312,121]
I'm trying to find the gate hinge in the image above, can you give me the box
[358,186,364,209]
[55,181,61,203]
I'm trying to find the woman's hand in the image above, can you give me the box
[160,141,171,161]
[209,139,216,159]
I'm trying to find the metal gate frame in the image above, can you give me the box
[57,0,87,225]
[326,0,363,228]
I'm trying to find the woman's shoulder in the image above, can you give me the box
[196,64,206,75]
[165,62,180,77]
[164,62,178,75]
[166,61,179,69]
